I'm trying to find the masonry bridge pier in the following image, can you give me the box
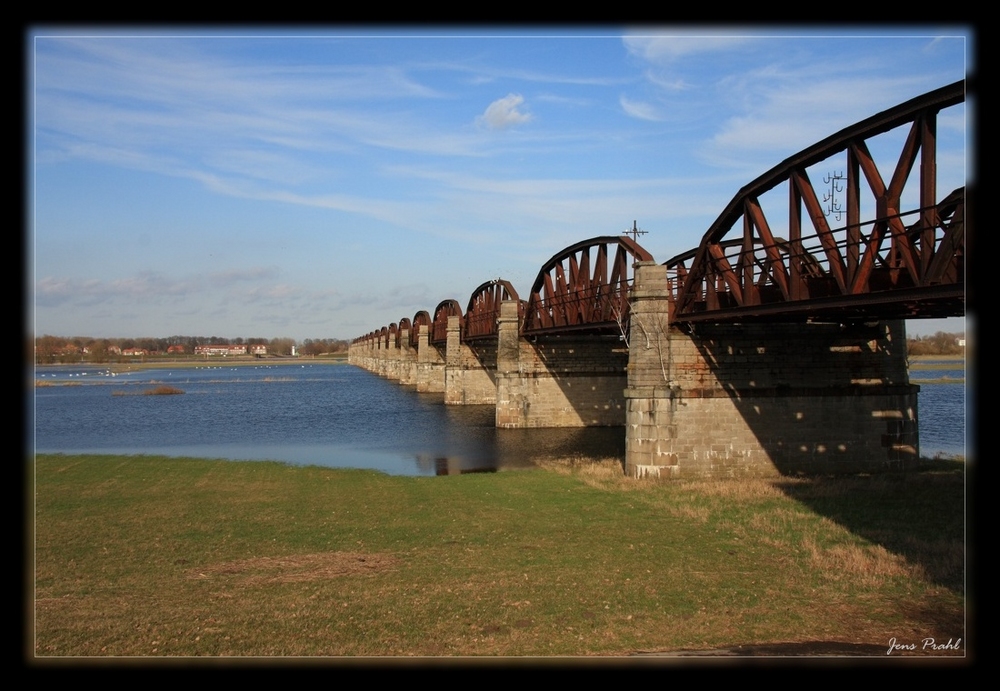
[350,81,967,478]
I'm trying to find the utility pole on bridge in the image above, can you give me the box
[624,220,647,243]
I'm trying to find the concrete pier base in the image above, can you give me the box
[624,262,918,478]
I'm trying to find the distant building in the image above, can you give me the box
[250,345,268,356]
[122,348,148,356]
[194,344,247,356]
[167,345,186,354]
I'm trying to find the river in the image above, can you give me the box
[31,361,968,475]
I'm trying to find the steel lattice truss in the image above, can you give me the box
[666,80,967,324]
[411,311,431,347]
[431,299,463,345]
[463,279,524,341]
[521,236,654,336]
[395,318,411,348]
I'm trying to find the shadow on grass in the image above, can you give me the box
[773,457,966,598]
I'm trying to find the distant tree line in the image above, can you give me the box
[32,335,350,364]
[906,331,965,356]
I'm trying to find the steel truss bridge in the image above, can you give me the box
[354,80,967,351]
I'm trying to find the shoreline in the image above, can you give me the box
[34,355,348,371]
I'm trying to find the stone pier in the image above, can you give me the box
[415,324,445,393]
[444,315,498,405]
[495,301,629,428]
[624,261,919,478]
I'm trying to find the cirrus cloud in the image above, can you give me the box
[619,95,661,121]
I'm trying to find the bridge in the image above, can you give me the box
[349,80,967,478]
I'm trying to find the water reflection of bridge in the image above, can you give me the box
[350,81,967,478]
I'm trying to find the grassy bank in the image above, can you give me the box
[909,356,966,385]
[31,454,966,658]
[909,354,965,363]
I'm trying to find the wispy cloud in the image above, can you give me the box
[36,267,285,307]
[705,75,933,164]
[619,95,660,121]
[623,33,755,62]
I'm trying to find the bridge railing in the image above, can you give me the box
[666,187,965,321]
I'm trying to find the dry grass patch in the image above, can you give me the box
[144,385,184,395]
[531,457,631,490]
[854,531,965,588]
[802,535,915,587]
[188,551,398,584]
[681,476,793,501]
[111,385,185,396]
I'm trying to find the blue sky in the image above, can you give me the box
[29,26,973,342]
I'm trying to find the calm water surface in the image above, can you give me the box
[911,359,969,459]
[32,361,968,474]
[32,363,623,476]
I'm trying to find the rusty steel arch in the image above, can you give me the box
[393,319,411,348]
[521,236,654,336]
[411,311,431,349]
[431,299,463,345]
[463,279,523,341]
[668,80,967,324]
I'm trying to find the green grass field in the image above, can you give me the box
[30,454,967,658]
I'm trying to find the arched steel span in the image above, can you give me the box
[522,236,654,336]
[464,279,524,341]
[666,79,966,324]
[395,319,410,348]
[431,299,463,345]
[412,311,431,346]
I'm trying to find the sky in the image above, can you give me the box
[28,26,973,343]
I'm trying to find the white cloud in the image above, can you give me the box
[619,95,660,121]
[476,94,532,130]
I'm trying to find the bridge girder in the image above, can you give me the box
[431,299,463,346]
[522,235,654,336]
[463,279,524,342]
[668,80,967,324]
[394,318,411,348]
[411,311,431,349]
